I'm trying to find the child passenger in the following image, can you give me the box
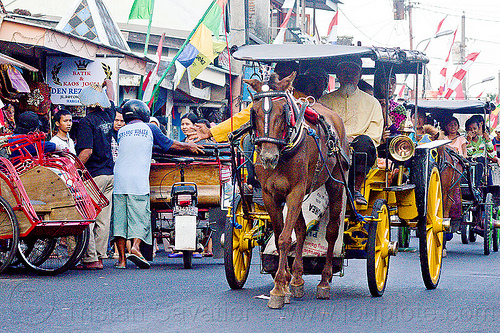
[465,117,499,187]
[441,116,467,157]
[465,117,497,162]
[50,109,76,154]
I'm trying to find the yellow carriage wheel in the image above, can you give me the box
[367,199,391,297]
[419,167,444,289]
[224,195,254,289]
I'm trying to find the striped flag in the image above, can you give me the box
[273,0,296,44]
[435,16,446,34]
[423,16,447,52]
[444,52,480,99]
[326,11,338,44]
[171,0,227,89]
[142,33,164,106]
[437,28,457,96]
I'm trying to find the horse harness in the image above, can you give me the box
[250,88,349,164]
[250,87,350,196]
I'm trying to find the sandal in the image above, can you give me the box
[127,253,150,269]
[203,252,213,257]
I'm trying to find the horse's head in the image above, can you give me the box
[244,72,296,170]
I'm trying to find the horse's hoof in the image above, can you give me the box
[268,295,285,309]
[316,286,330,299]
[290,284,305,298]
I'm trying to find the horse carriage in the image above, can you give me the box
[143,143,231,268]
[406,99,500,255]
[223,44,449,308]
[0,132,108,275]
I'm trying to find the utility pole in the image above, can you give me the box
[408,1,414,49]
[301,0,306,34]
[460,12,467,99]
[295,0,300,28]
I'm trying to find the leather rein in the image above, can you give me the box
[249,88,308,155]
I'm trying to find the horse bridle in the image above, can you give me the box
[249,88,306,151]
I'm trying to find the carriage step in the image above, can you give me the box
[383,184,416,192]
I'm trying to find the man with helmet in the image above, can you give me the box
[76,80,116,270]
[113,99,202,269]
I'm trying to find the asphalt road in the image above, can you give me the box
[1,232,500,333]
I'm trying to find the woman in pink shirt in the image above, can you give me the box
[442,116,467,157]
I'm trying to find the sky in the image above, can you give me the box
[5,0,499,97]
[314,0,500,98]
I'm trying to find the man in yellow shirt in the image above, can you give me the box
[319,58,383,205]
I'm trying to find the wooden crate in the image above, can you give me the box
[150,162,221,207]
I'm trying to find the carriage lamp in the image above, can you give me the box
[389,110,416,161]
[389,135,415,161]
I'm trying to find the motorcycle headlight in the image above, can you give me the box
[389,135,415,161]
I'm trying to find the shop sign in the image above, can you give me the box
[46,56,119,105]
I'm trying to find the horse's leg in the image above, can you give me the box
[262,191,287,308]
[266,187,304,309]
[266,198,292,305]
[290,211,306,298]
[442,168,452,219]
[317,181,343,299]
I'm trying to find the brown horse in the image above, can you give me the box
[437,147,464,223]
[245,72,349,309]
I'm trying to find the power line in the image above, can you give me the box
[416,6,500,23]
[468,38,500,45]
[417,2,500,17]
[338,7,386,45]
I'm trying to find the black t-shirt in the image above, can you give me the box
[76,103,115,177]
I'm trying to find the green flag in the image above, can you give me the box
[128,0,153,20]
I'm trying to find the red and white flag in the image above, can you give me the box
[435,16,446,34]
[423,16,447,52]
[438,28,457,96]
[142,33,165,104]
[444,52,480,99]
[326,11,338,44]
[273,0,296,44]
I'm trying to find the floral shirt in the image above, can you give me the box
[466,136,496,159]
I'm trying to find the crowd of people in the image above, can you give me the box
[1,57,497,270]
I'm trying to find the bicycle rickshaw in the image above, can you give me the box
[144,143,231,268]
[223,44,449,303]
[406,99,500,255]
[0,132,108,275]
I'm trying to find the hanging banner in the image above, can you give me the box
[46,56,119,105]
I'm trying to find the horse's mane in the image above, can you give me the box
[423,124,440,141]
[268,73,281,91]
